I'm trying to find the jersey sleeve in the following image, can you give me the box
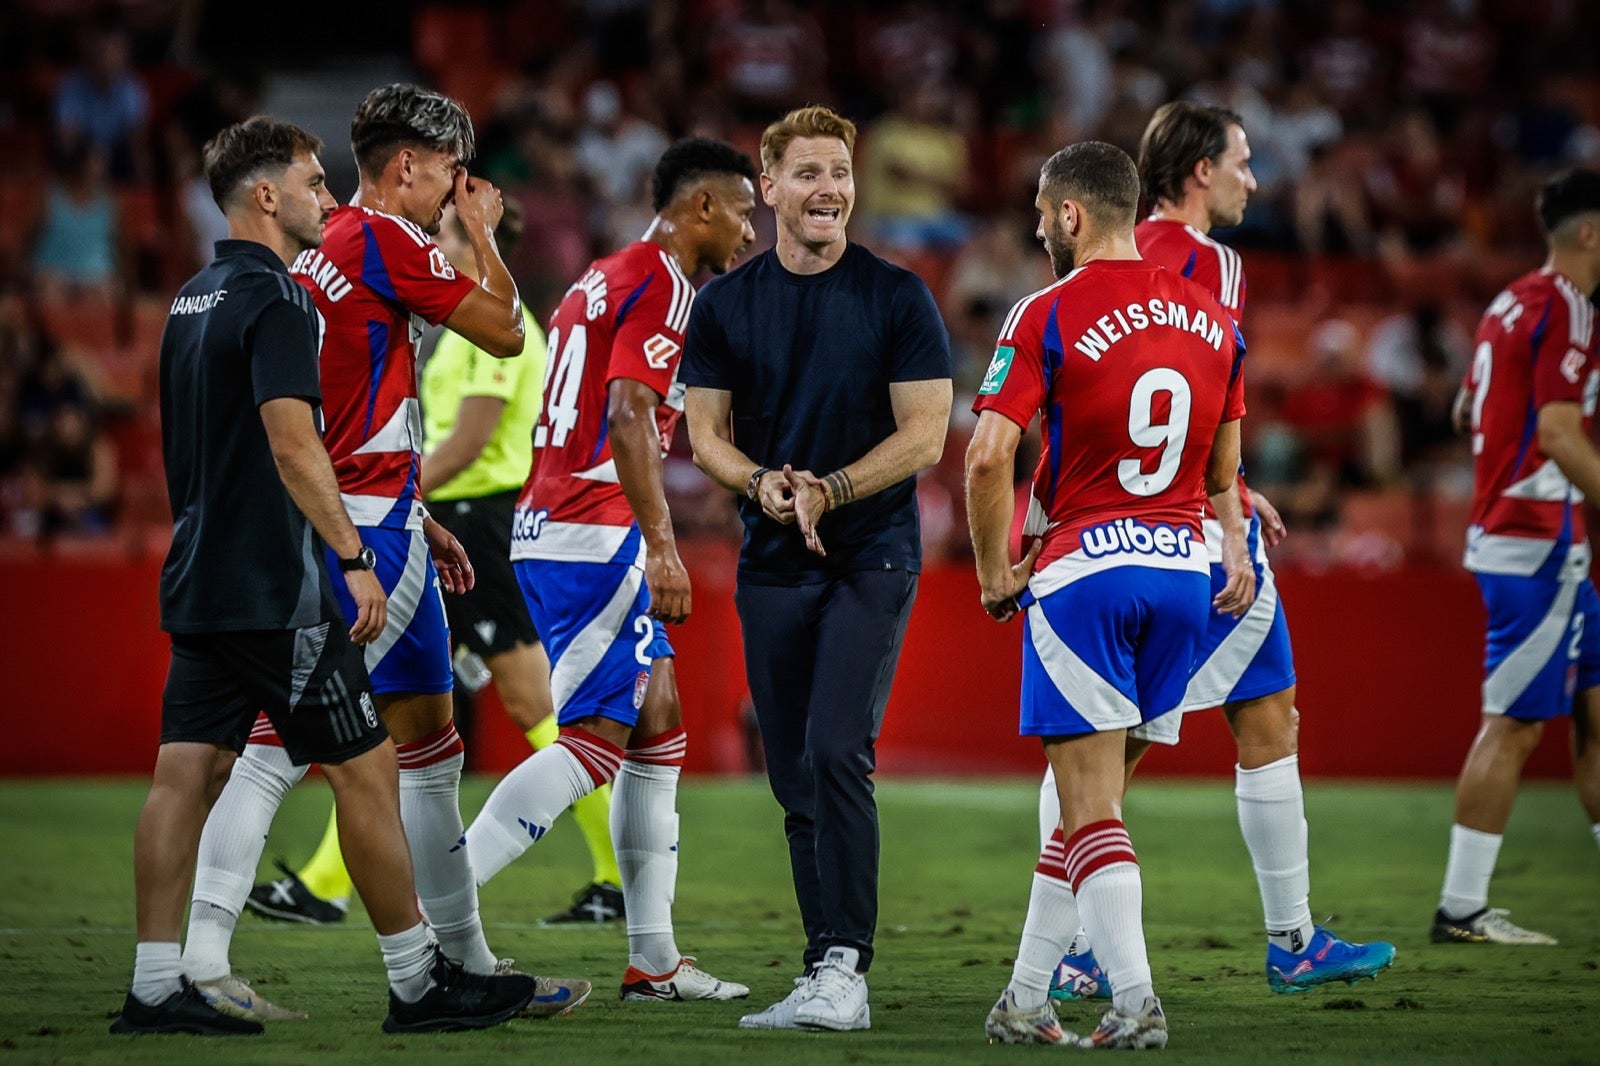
[889,273,953,382]
[608,260,687,399]
[247,275,322,408]
[680,288,731,390]
[1532,292,1593,409]
[1223,319,1247,421]
[971,299,1046,430]
[367,215,477,326]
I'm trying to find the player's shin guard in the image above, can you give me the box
[1066,820,1153,1016]
[396,724,495,974]
[463,727,622,886]
[1009,827,1080,1010]
[1236,755,1315,951]
[184,736,306,981]
[614,727,687,975]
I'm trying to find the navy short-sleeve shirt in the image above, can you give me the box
[682,242,951,583]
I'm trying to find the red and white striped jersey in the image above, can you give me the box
[291,205,476,530]
[1464,268,1599,577]
[973,259,1245,580]
[512,240,693,563]
[1136,215,1254,548]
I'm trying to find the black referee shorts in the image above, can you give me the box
[433,490,540,657]
[161,622,388,766]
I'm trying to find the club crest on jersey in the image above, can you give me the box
[1080,517,1195,560]
[633,671,650,709]
[979,345,1015,395]
[428,246,457,281]
[644,333,680,370]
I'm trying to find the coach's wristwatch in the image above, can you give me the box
[746,467,772,500]
[338,546,377,572]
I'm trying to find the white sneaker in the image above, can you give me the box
[1087,995,1169,1050]
[793,948,870,1032]
[620,956,750,1001]
[193,973,307,1021]
[738,976,815,1029]
[984,988,1077,1045]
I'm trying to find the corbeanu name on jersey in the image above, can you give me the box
[289,248,354,303]
[169,289,226,315]
[1080,517,1196,560]
[1073,299,1225,362]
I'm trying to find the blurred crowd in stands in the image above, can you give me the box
[1,0,1597,569]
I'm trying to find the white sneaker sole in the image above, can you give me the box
[794,1005,871,1031]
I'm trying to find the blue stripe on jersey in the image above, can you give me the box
[614,275,652,326]
[589,416,609,464]
[1042,296,1067,513]
[1509,296,1554,485]
[364,320,389,439]
[1181,249,1198,278]
[384,454,419,526]
[1229,321,1247,388]
[361,222,398,302]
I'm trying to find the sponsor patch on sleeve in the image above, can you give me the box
[978,345,1016,396]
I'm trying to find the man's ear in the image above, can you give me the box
[252,177,277,216]
[394,146,415,186]
[1192,156,1213,190]
[698,187,715,221]
[759,171,776,207]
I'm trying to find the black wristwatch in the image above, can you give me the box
[338,546,377,572]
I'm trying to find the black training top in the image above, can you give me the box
[159,239,339,633]
[682,242,951,584]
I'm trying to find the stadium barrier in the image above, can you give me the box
[0,544,1576,780]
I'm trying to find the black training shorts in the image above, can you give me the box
[433,490,540,657]
[161,622,388,765]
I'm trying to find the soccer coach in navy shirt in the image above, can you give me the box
[682,105,952,1032]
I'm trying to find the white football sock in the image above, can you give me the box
[1007,829,1078,1011]
[131,941,183,1005]
[181,902,237,982]
[184,742,305,980]
[614,729,686,975]
[464,729,619,886]
[1067,821,1153,1016]
[397,727,495,975]
[1038,765,1060,851]
[377,921,437,1003]
[1439,823,1501,920]
[1236,756,1315,953]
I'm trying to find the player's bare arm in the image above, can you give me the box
[1451,383,1473,436]
[259,396,388,643]
[684,384,797,524]
[1537,401,1600,502]
[1206,418,1255,618]
[422,514,474,596]
[421,395,505,495]
[610,377,691,624]
[965,409,1041,623]
[1249,487,1288,547]
[786,377,952,554]
[441,170,524,358]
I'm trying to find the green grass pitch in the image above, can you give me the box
[0,776,1596,1063]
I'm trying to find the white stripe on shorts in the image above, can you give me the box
[364,529,431,671]
[549,539,647,715]
[1175,561,1282,713]
[1483,578,1579,715]
[1027,600,1141,731]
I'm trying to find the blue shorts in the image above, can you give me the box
[1477,571,1600,720]
[513,526,673,729]
[1020,564,1211,738]
[325,526,452,696]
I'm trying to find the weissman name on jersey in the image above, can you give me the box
[1071,297,1228,362]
